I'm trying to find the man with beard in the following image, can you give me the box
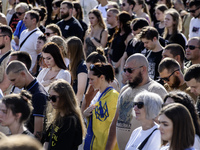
[158,58,196,102]
[57,1,83,40]
[105,53,167,150]
[0,25,13,136]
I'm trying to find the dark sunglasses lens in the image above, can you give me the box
[122,3,126,6]
[137,102,144,109]
[16,12,22,15]
[48,96,57,102]
[45,33,50,36]
[124,68,132,73]
[162,78,169,82]
[189,45,195,50]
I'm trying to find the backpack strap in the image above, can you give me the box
[138,128,158,150]
[0,51,11,65]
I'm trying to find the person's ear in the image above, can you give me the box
[15,113,22,120]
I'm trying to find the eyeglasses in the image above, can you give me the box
[160,69,179,82]
[123,66,143,74]
[133,102,144,109]
[187,7,200,13]
[16,12,25,16]
[185,45,200,50]
[45,32,55,36]
[122,3,126,6]
[48,95,59,102]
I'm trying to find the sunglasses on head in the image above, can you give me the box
[133,102,144,109]
[185,45,200,50]
[123,66,143,74]
[48,95,59,102]
[160,69,179,82]
[16,12,25,16]
[90,64,103,73]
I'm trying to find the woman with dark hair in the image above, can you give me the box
[159,103,195,150]
[154,4,168,36]
[125,91,163,150]
[110,11,133,87]
[157,0,172,8]
[44,79,86,150]
[83,63,119,150]
[0,90,33,136]
[73,2,88,38]
[163,8,186,49]
[37,42,71,92]
[51,0,62,24]
[84,9,108,56]
[163,91,200,149]
[66,36,88,104]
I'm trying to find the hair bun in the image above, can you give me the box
[20,90,32,102]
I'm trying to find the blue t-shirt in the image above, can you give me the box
[14,20,27,38]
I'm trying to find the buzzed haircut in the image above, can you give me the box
[189,37,200,47]
[139,26,159,41]
[184,64,200,82]
[107,8,119,15]
[0,25,13,41]
[10,51,32,70]
[164,43,185,63]
[6,60,28,75]
[26,10,40,23]
[158,57,180,73]
[61,1,74,9]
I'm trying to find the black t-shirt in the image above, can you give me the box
[147,50,163,80]
[126,40,145,57]
[154,23,164,36]
[165,33,185,49]
[45,114,83,150]
[111,32,129,62]
[57,17,84,40]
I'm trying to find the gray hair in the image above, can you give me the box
[15,2,29,12]
[134,91,163,119]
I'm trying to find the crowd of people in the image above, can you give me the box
[0,0,199,149]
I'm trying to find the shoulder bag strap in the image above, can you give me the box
[138,128,158,150]
[0,51,11,65]
[19,29,38,49]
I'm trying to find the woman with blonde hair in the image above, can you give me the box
[44,79,86,150]
[84,9,108,56]
[45,23,62,39]
[163,8,186,49]
[66,36,88,105]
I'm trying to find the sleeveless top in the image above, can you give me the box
[85,29,104,56]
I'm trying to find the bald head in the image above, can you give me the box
[126,53,149,68]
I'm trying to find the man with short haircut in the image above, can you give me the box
[107,8,119,45]
[185,37,200,67]
[106,53,167,150]
[184,64,200,116]
[57,1,83,40]
[162,43,186,73]
[158,58,196,101]
[188,0,200,39]
[19,10,43,73]
[6,60,47,140]
[139,26,163,80]
[121,0,136,19]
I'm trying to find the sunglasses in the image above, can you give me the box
[48,95,59,102]
[123,66,143,74]
[187,7,200,13]
[90,64,103,73]
[133,102,144,109]
[160,69,179,82]
[122,3,126,6]
[185,45,200,50]
[16,12,25,16]
[45,32,55,36]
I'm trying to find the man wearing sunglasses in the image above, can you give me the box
[158,58,196,102]
[106,53,167,150]
[185,37,200,67]
[6,60,47,141]
[188,0,200,39]
[13,2,29,51]
[184,64,200,117]
[121,0,136,19]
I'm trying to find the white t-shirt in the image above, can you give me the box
[19,28,43,72]
[37,68,71,92]
[125,124,161,150]
[96,4,108,19]
[189,17,200,39]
